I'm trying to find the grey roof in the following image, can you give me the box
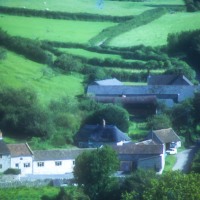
[33,149,89,161]
[0,140,10,155]
[94,96,157,105]
[7,143,33,157]
[75,125,130,143]
[87,85,200,103]
[112,142,163,155]
[147,75,193,86]
[93,78,123,86]
[151,128,181,144]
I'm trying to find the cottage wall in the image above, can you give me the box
[0,155,11,173]
[10,156,33,175]
[138,154,165,173]
[33,159,75,175]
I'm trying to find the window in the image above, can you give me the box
[0,164,2,169]
[15,163,19,168]
[24,163,30,168]
[20,157,23,160]
[0,154,2,158]
[37,162,44,167]
[55,161,62,166]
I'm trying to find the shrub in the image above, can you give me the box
[4,168,21,175]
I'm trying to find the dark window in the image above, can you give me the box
[24,163,30,168]
[55,161,62,166]
[37,162,44,167]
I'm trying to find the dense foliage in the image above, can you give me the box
[167,29,200,71]
[184,0,200,11]
[85,104,130,132]
[74,146,119,200]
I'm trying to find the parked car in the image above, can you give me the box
[166,148,177,155]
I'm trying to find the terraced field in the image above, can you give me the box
[0,0,199,103]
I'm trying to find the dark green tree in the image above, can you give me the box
[143,171,200,200]
[54,54,83,73]
[74,146,119,200]
[85,104,129,132]
[147,114,172,130]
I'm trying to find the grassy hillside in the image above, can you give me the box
[109,12,200,47]
[0,50,84,105]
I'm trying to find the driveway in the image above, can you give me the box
[172,144,199,173]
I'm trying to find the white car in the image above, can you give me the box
[166,148,177,155]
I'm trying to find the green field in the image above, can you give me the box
[0,50,84,104]
[0,0,153,16]
[0,14,115,44]
[109,12,200,47]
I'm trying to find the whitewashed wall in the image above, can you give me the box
[0,155,11,173]
[10,156,33,175]
[33,159,75,175]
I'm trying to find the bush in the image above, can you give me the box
[4,168,21,175]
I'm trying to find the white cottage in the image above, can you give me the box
[7,143,33,175]
[33,149,88,175]
[0,132,11,173]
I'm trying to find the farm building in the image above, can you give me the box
[147,74,193,86]
[75,122,131,148]
[0,132,11,173]
[7,143,33,175]
[111,140,165,173]
[147,128,181,150]
[33,149,88,175]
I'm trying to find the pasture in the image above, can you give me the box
[0,50,84,104]
[0,0,153,16]
[109,12,200,47]
[0,14,115,44]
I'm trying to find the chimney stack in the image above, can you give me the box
[102,119,106,128]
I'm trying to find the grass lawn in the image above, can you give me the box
[164,155,177,172]
[58,47,121,59]
[0,14,115,44]
[109,12,200,47]
[0,187,59,200]
[0,50,84,105]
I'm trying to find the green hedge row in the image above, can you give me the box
[0,6,133,22]
[0,29,52,64]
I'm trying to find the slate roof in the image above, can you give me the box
[147,74,193,86]
[87,85,200,103]
[75,125,130,143]
[93,78,123,86]
[94,96,157,105]
[112,142,163,155]
[151,128,181,144]
[7,143,33,157]
[33,149,89,161]
[0,140,10,155]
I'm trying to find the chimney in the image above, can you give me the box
[102,119,106,128]
[0,130,2,140]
